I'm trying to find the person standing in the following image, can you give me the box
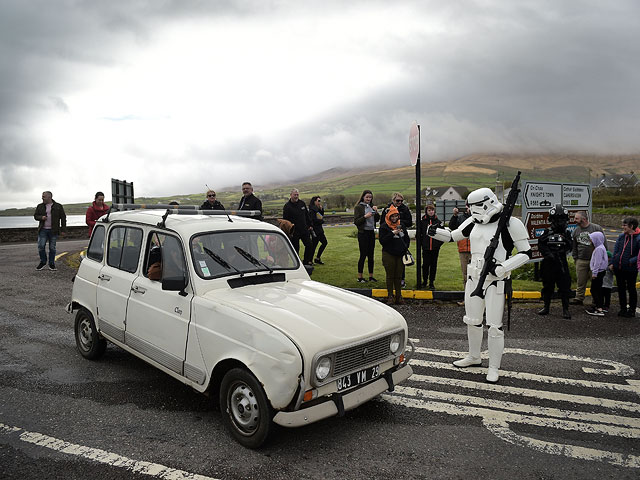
[200,190,225,210]
[537,204,572,319]
[419,203,443,289]
[449,206,472,304]
[570,211,604,305]
[308,196,328,264]
[381,193,413,287]
[85,191,109,237]
[34,191,66,271]
[238,182,263,220]
[586,231,608,316]
[379,205,410,305]
[353,189,380,283]
[611,217,640,317]
[283,189,313,265]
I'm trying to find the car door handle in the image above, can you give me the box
[131,285,146,294]
[98,274,111,281]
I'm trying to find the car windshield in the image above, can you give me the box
[190,230,299,279]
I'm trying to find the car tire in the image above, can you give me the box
[74,309,107,360]
[219,368,273,449]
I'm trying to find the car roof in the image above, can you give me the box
[99,209,280,237]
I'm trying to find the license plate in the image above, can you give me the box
[336,365,380,392]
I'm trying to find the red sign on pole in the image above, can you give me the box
[409,122,420,166]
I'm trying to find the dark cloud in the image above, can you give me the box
[1,1,640,208]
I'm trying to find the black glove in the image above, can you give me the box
[427,224,438,237]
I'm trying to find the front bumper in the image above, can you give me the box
[273,364,413,427]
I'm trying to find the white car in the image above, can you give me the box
[67,206,413,448]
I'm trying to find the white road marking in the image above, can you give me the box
[416,346,636,376]
[388,346,640,468]
[412,359,640,395]
[0,423,218,480]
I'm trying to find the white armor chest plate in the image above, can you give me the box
[468,222,508,278]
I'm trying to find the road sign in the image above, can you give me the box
[409,122,420,166]
[523,182,562,209]
[562,184,591,207]
[522,181,591,262]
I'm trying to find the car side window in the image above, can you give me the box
[144,232,187,282]
[107,226,143,273]
[87,225,106,262]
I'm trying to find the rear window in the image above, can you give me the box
[107,226,143,273]
[87,225,106,262]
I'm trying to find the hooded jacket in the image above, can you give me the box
[612,227,640,273]
[86,201,110,237]
[589,231,608,276]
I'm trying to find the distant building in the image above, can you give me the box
[427,186,468,202]
[591,173,639,189]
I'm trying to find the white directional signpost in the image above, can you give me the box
[522,181,592,261]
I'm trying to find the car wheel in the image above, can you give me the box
[219,368,273,448]
[74,309,107,360]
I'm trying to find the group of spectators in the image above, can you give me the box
[32,186,640,319]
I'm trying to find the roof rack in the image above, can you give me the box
[102,204,261,227]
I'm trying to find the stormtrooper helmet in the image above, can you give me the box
[548,203,569,232]
[466,188,503,224]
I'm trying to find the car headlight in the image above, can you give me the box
[390,333,402,354]
[315,357,331,381]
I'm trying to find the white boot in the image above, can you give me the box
[486,326,504,383]
[453,325,483,368]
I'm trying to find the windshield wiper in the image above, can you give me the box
[203,247,244,277]
[234,246,274,274]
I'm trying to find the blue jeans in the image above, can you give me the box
[37,229,57,265]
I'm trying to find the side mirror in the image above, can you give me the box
[162,275,188,296]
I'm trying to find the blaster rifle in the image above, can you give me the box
[470,171,522,299]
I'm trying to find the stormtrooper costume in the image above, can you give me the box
[429,188,531,383]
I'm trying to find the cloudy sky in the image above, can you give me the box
[1,0,639,209]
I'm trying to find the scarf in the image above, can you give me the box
[385,205,401,230]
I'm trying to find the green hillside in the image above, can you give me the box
[4,153,638,216]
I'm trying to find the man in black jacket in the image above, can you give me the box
[34,191,66,271]
[238,182,263,220]
[283,189,313,265]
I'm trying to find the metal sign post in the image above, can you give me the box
[409,122,422,288]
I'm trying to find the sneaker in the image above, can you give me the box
[624,310,636,318]
[586,308,604,317]
[357,278,367,283]
[602,308,609,313]
[569,298,583,305]
[36,262,46,271]
[457,300,465,306]
[368,277,378,282]
[313,258,324,265]
[48,264,57,271]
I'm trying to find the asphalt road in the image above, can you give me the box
[1,239,639,479]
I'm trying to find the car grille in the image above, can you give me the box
[332,335,393,377]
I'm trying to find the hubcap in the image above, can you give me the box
[78,318,93,351]
[228,383,259,434]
